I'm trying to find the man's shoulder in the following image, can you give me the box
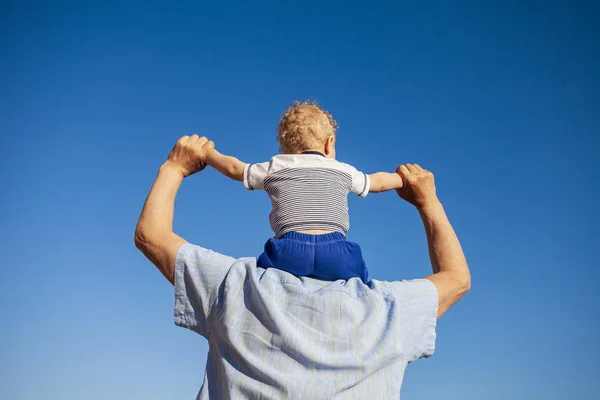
[225,261,437,302]
[369,278,439,300]
[177,243,437,307]
[175,243,240,286]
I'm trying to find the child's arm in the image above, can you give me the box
[368,172,404,193]
[206,149,246,182]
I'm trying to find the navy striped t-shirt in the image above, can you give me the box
[243,153,370,237]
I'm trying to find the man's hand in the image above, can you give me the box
[164,135,215,178]
[395,164,439,210]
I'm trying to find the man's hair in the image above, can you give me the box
[277,100,338,154]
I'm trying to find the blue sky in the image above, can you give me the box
[1,1,598,398]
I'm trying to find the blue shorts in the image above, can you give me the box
[257,231,369,283]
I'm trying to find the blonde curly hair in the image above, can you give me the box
[277,100,338,154]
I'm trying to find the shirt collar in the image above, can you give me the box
[301,151,326,157]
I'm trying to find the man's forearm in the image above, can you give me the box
[419,200,471,317]
[418,201,466,274]
[136,163,182,239]
[134,162,187,283]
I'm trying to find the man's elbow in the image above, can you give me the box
[443,271,471,303]
[456,273,471,297]
[441,274,471,315]
[134,228,150,252]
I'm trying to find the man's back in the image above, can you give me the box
[175,243,438,399]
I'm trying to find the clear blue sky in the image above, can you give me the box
[1,1,598,399]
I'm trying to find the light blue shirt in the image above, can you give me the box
[174,243,438,399]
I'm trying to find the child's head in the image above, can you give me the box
[277,100,338,158]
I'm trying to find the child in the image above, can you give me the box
[206,101,404,283]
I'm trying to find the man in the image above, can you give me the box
[135,135,471,399]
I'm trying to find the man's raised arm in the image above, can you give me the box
[134,135,215,284]
[396,164,471,319]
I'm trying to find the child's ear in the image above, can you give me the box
[324,136,336,157]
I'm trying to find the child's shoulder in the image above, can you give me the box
[265,154,359,174]
[269,153,353,165]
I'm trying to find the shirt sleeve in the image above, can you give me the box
[349,166,370,198]
[243,161,270,190]
[383,278,439,363]
[174,243,236,339]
